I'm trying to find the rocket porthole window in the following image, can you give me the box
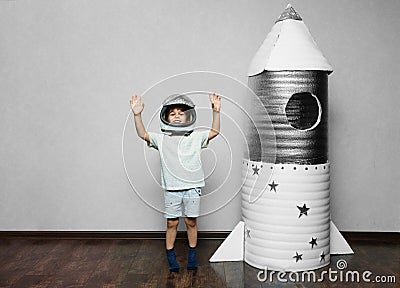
[285,92,322,131]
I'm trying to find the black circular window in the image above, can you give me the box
[285,92,321,130]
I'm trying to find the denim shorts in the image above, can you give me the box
[164,187,201,218]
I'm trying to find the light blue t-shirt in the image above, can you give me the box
[147,130,210,190]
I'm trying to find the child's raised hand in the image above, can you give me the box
[209,93,221,112]
[130,94,145,115]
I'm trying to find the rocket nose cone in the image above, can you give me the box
[275,4,302,23]
[247,4,333,76]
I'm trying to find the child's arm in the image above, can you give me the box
[208,93,221,141]
[130,95,150,142]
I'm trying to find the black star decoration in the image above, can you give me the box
[252,165,260,175]
[268,180,278,192]
[320,251,326,262]
[309,237,318,249]
[297,203,310,218]
[293,252,303,262]
[246,228,251,238]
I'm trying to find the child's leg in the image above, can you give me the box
[182,187,201,248]
[182,188,200,270]
[184,217,198,270]
[184,217,197,248]
[166,218,179,250]
[166,217,180,272]
[164,191,182,250]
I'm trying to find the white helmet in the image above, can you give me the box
[160,94,197,134]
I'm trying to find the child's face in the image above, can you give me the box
[167,108,187,124]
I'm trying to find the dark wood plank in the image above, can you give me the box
[224,261,244,288]
[26,240,79,276]
[243,262,262,288]
[192,239,227,288]
[12,274,53,288]
[85,240,142,287]
[0,239,58,287]
[47,240,110,287]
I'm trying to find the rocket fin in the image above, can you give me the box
[330,221,354,254]
[209,220,353,262]
[209,221,244,262]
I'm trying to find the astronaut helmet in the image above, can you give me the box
[160,94,196,134]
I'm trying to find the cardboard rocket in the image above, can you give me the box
[210,5,353,272]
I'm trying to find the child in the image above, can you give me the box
[130,93,221,272]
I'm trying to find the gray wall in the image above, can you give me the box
[1,0,399,232]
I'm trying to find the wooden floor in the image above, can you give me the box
[0,236,398,287]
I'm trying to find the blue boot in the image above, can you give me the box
[187,246,198,270]
[166,248,179,272]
